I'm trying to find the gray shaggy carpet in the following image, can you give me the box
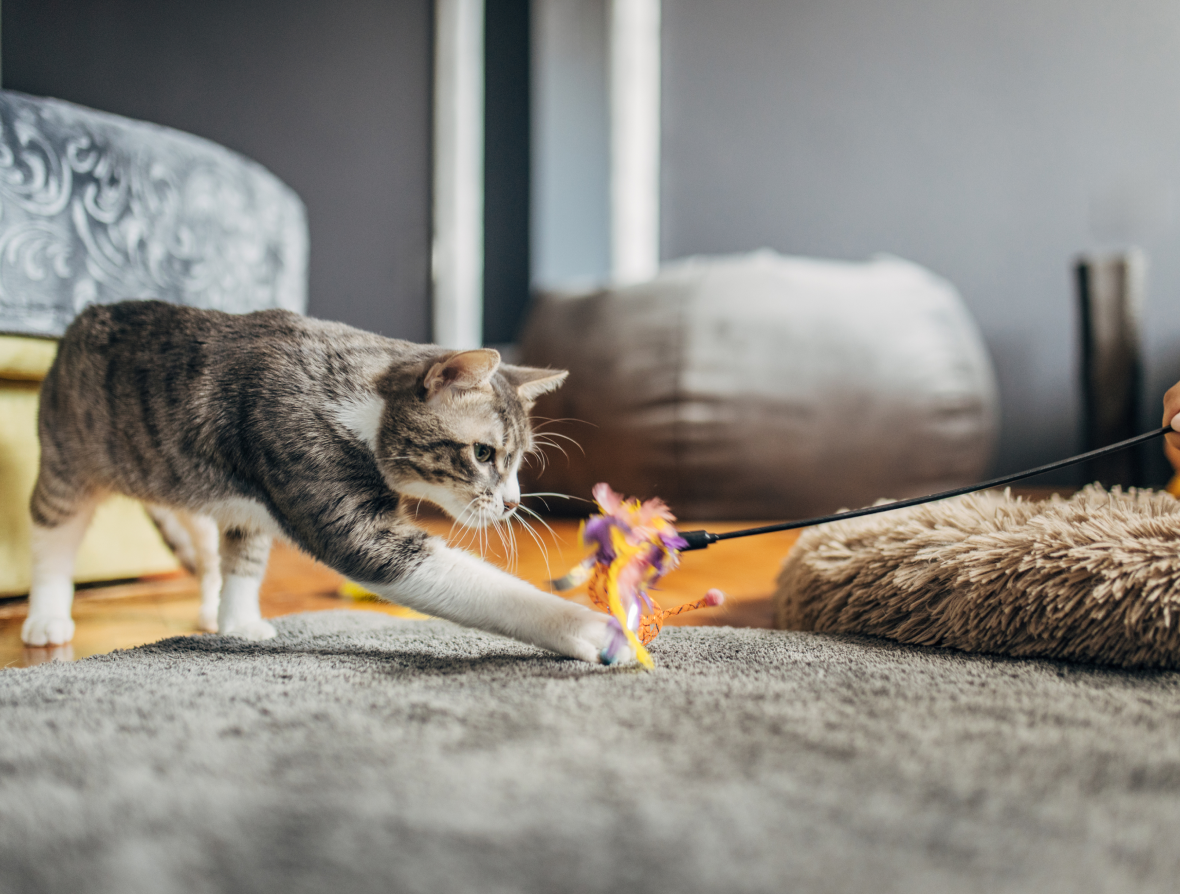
[4,611,1180,894]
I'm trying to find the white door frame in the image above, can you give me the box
[609,0,661,285]
[432,0,485,349]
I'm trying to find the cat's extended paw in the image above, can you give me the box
[555,607,635,665]
[21,614,75,647]
[219,618,277,641]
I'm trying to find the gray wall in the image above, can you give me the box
[531,0,611,289]
[3,0,433,341]
[661,0,1180,482]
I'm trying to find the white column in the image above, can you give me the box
[433,0,485,349]
[609,0,661,285]
[531,0,612,289]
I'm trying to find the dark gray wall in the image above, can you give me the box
[3,0,433,341]
[483,0,532,345]
[662,0,1180,482]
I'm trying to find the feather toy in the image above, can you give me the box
[551,483,725,667]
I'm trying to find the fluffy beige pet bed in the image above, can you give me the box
[774,485,1180,668]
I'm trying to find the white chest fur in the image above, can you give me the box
[330,394,386,453]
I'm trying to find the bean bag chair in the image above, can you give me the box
[519,251,999,519]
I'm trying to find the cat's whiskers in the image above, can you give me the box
[477,499,495,560]
[491,515,518,574]
[511,513,553,583]
[489,516,505,570]
[447,496,483,551]
[445,502,468,542]
[507,518,521,574]
[515,504,563,549]
[470,501,487,559]
[521,491,590,512]
[531,430,586,456]
[530,416,597,431]
[532,428,586,445]
[499,515,516,573]
[530,437,571,462]
[523,444,549,474]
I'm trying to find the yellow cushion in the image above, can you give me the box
[0,335,57,382]
[0,346,179,596]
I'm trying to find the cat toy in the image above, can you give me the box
[554,425,1174,666]
[672,425,1174,552]
[550,483,724,667]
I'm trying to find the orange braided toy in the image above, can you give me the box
[551,483,725,667]
[586,574,723,646]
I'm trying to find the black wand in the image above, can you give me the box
[678,426,1173,552]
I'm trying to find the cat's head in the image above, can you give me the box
[378,349,567,528]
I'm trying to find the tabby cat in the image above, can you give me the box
[24,300,629,664]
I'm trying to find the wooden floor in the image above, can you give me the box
[0,517,800,670]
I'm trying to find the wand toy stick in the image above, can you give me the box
[678,425,1172,551]
[551,427,1170,666]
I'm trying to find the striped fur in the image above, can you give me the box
[23,301,626,664]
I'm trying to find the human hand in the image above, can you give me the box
[1163,382,1180,462]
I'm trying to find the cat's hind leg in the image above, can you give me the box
[186,514,223,633]
[149,507,223,632]
[22,484,99,646]
[217,527,276,641]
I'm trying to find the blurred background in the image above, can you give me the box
[6,0,1180,486]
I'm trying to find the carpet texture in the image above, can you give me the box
[775,485,1180,668]
[4,611,1180,893]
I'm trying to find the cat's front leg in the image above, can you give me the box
[216,527,276,641]
[363,541,633,664]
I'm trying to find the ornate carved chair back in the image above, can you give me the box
[0,90,308,337]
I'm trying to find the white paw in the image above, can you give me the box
[219,618,277,641]
[198,605,219,633]
[552,606,636,665]
[21,614,75,647]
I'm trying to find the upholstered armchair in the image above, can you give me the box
[0,90,307,595]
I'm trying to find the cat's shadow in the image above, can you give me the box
[137,631,641,678]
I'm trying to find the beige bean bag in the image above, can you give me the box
[520,251,998,520]
[774,485,1180,668]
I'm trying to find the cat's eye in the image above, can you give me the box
[473,443,495,464]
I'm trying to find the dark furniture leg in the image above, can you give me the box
[1076,251,1145,487]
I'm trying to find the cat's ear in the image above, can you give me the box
[499,364,569,404]
[424,349,501,401]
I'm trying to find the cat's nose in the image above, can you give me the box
[503,499,519,513]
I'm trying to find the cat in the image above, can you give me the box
[23,300,631,664]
